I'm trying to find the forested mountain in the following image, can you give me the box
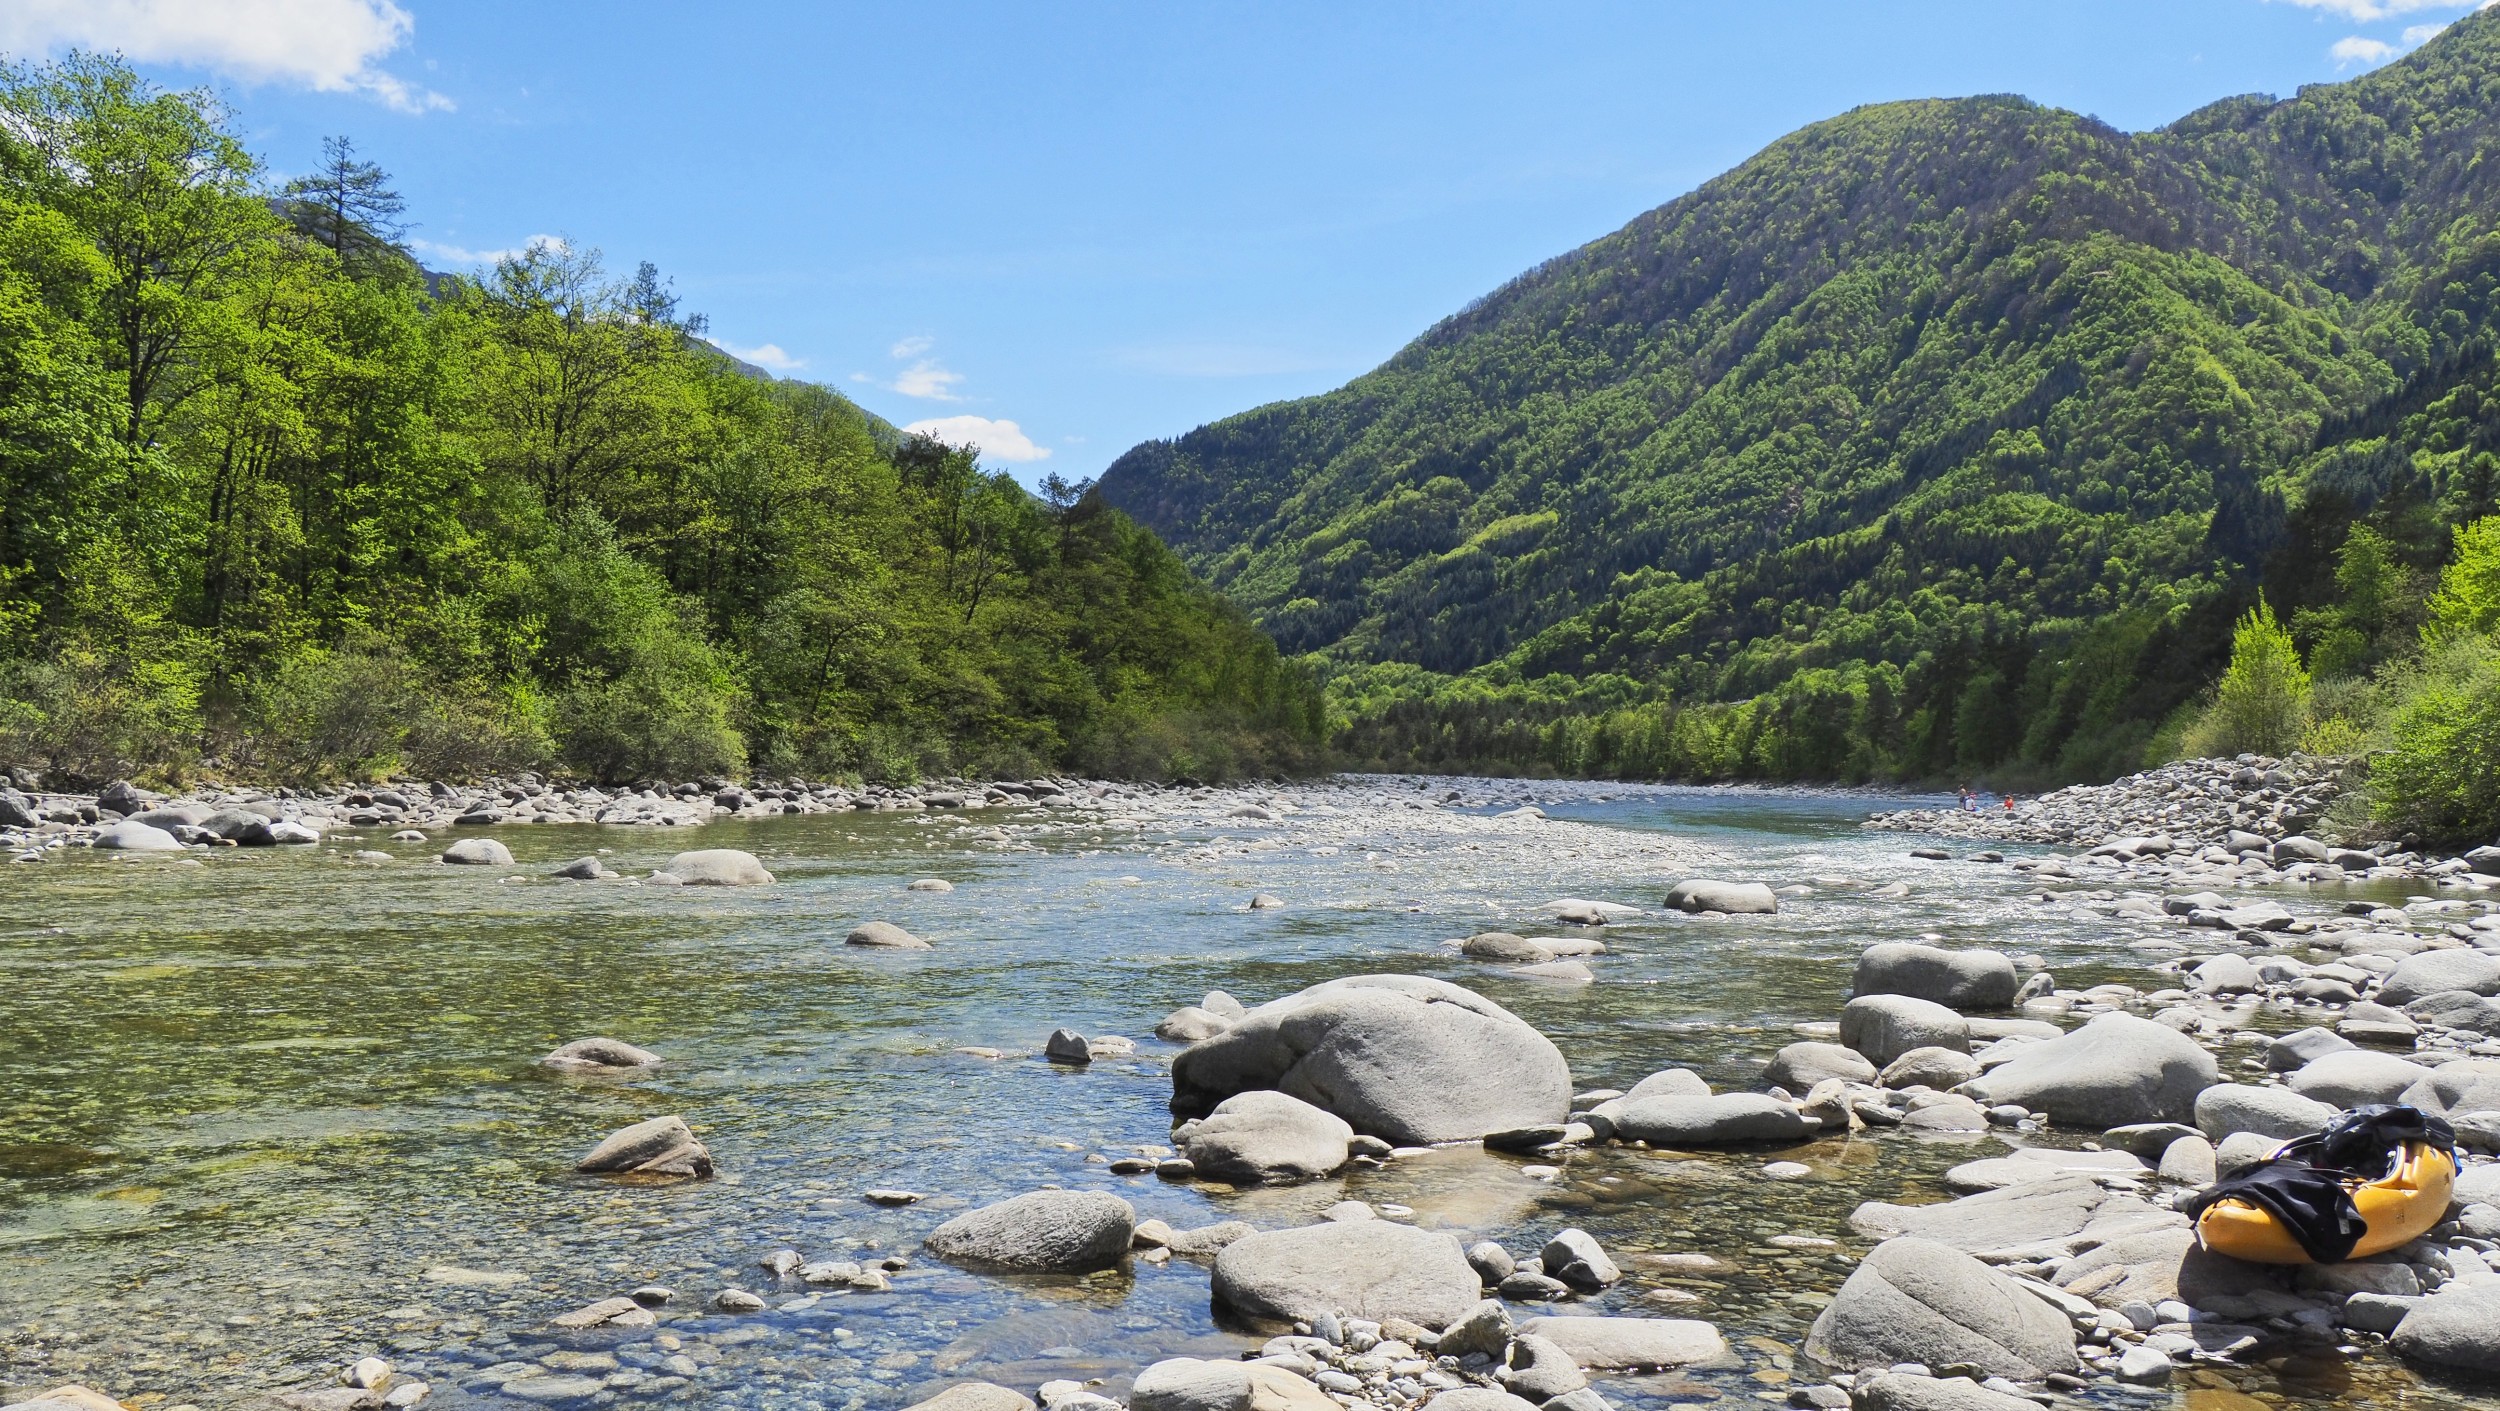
[0,55,1321,786]
[1100,12,2500,784]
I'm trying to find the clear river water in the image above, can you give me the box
[1,779,2487,1411]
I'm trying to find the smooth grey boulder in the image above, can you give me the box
[1463,932,1553,963]
[2391,1283,2500,1373]
[1498,1334,1585,1401]
[1170,974,1571,1144]
[1422,1391,1537,1411]
[94,820,183,852]
[576,1115,712,1178]
[1438,1299,1515,1358]
[441,837,513,866]
[2287,1050,2432,1107]
[1515,1315,1725,1369]
[903,1383,1038,1411]
[1540,1228,1620,1290]
[542,1037,662,1071]
[1212,1219,1480,1329]
[2380,951,2500,1006]
[846,920,930,949]
[2193,1084,2336,1141]
[1598,1093,1813,1146]
[924,1190,1135,1272]
[1157,1006,1234,1042]
[1128,1358,1336,1411]
[1664,880,1777,914]
[1959,1013,2217,1127]
[1803,1237,2078,1377]
[1882,1047,1981,1090]
[1840,995,1970,1067]
[1764,1042,1877,1091]
[2215,1130,2279,1178]
[551,856,612,880]
[2401,1058,2500,1119]
[1848,1173,2178,1258]
[1179,1090,1353,1184]
[197,807,273,841]
[2406,990,2500,1033]
[2050,1226,2281,1308]
[2265,1027,2354,1072]
[1853,944,2018,1010]
[1852,1373,2042,1411]
[664,848,773,885]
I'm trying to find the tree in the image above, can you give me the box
[2190,600,2311,757]
[2425,516,2500,645]
[280,136,409,277]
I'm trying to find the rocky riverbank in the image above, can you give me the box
[1866,755,2354,853]
[8,778,2500,1411]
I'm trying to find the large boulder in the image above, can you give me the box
[1595,1093,1814,1146]
[2379,951,2500,1006]
[1959,1013,2217,1127]
[1853,1375,2043,1411]
[1211,1219,1481,1329]
[904,1384,1037,1411]
[2401,1058,2500,1119]
[1129,1359,1336,1411]
[924,1190,1135,1273]
[1764,1042,1877,1091]
[576,1115,712,1179]
[2406,990,2500,1033]
[2391,1283,2500,1374]
[442,837,513,867]
[93,820,183,852]
[663,849,774,885]
[1840,995,1970,1067]
[1848,1174,2182,1260]
[1853,944,2019,1010]
[1170,975,1571,1144]
[1515,1316,1725,1369]
[2193,1084,2336,1141]
[1462,932,1552,963]
[1178,1091,1353,1184]
[2286,1051,2433,1108]
[1803,1237,2078,1378]
[1664,880,1777,914]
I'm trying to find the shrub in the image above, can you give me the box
[2181,600,2310,758]
[2369,638,2500,846]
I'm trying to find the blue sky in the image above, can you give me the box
[3,1,2489,483]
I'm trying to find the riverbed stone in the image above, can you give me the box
[1499,1334,1586,1401]
[905,1382,1039,1411]
[442,837,513,866]
[1804,1237,2077,1377]
[1158,1006,1234,1042]
[1850,1173,2179,1259]
[94,820,184,852]
[1840,996,1970,1067]
[2264,1027,2354,1072]
[2286,1050,2433,1107]
[2402,1058,2500,1119]
[664,848,773,885]
[1130,1358,1336,1411]
[1598,1093,1814,1146]
[1517,1315,1724,1369]
[542,1037,662,1071]
[1851,1373,2040,1411]
[1212,1218,1480,1328]
[2193,1084,2335,1140]
[847,920,930,948]
[1540,1228,1621,1290]
[924,1190,1135,1272]
[1171,974,1571,1144]
[1464,932,1553,963]
[1179,1090,1353,1184]
[1958,1013,2217,1127]
[2379,951,2500,1006]
[2391,1283,2500,1373]
[1766,1042,1879,1090]
[1664,880,1778,914]
[576,1115,713,1178]
[1882,1047,1982,1090]
[1853,944,2019,1010]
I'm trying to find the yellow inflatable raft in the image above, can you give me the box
[2193,1138,2455,1264]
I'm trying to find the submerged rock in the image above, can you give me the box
[847,920,930,948]
[1663,879,1777,914]
[924,1190,1135,1272]
[664,848,773,885]
[541,1037,662,1071]
[576,1115,713,1179]
[1170,974,1571,1144]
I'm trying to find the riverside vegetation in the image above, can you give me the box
[1096,10,2500,827]
[0,54,1322,792]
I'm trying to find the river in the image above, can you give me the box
[0,779,2484,1410]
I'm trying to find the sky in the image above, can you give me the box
[1,0,2491,485]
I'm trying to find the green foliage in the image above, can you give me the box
[2425,516,2500,644]
[2368,639,2500,845]
[2182,601,2311,757]
[1098,12,2500,783]
[0,55,1321,785]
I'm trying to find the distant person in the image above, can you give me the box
[1963,788,1979,813]
[2002,793,2016,814]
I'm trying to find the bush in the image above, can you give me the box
[2181,600,2310,758]
[2426,516,2500,645]
[2368,638,2500,846]
[555,642,745,784]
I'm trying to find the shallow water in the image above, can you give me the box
[1,780,2491,1410]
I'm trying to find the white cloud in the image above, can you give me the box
[0,0,452,112]
[902,415,1052,463]
[2268,0,2473,19]
[713,340,804,372]
[851,336,968,401]
[408,234,565,267]
[889,335,935,359]
[2403,19,2451,40]
[2331,34,2400,63]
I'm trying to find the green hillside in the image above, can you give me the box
[0,55,1322,787]
[1099,14,2500,784]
